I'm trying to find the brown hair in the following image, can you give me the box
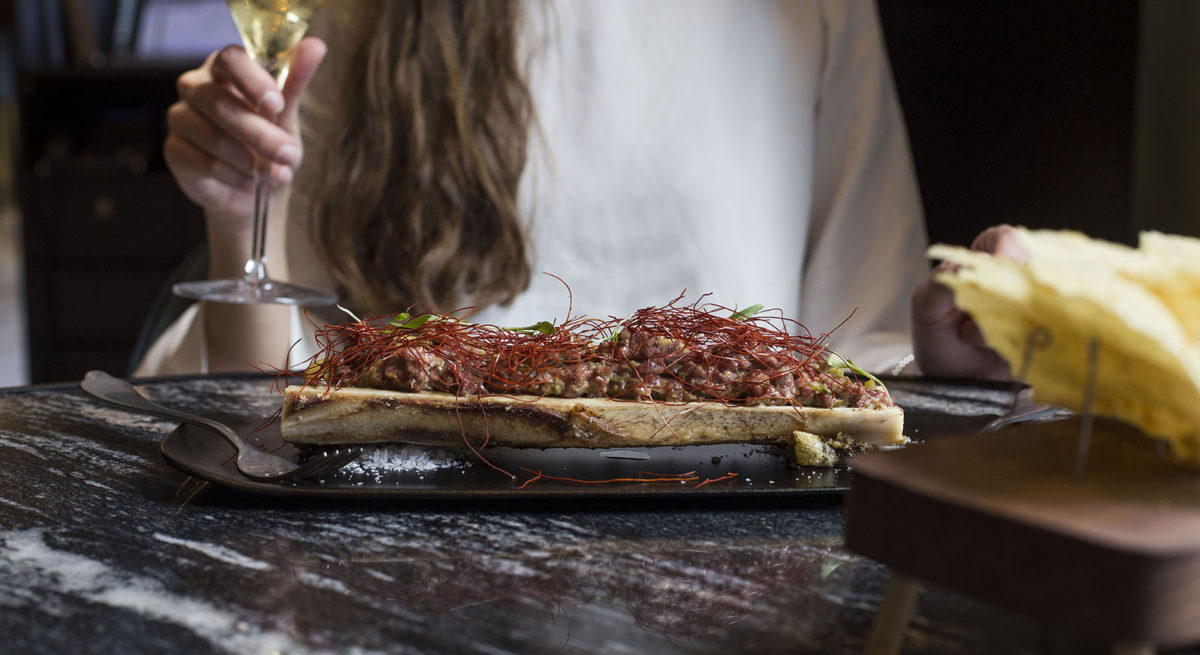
[297,0,534,314]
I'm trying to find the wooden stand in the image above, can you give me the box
[845,419,1200,654]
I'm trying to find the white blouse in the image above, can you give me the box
[136,0,928,376]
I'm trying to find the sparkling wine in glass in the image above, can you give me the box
[174,0,337,306]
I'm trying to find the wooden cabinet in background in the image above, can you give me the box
[18,65,205,383]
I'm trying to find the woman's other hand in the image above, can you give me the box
[163,37,327,229]
[911,224,1029,380]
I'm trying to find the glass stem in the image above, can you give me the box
[244,168,271,284]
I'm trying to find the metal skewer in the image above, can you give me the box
[1009,326,1053,414]
[1074,338,1100,478]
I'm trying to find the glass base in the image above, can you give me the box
[173,277,338,307]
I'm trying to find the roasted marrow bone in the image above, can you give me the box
[281,385,906,451]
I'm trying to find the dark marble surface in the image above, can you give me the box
[0,375,1181,654]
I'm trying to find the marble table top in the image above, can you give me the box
[0,374,1191,654]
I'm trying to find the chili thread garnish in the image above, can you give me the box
[288,293,891,411]
[695,472,740,488]
[517,467,703,489]
[454,402,515,480]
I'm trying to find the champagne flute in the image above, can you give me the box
[174,0,337,306]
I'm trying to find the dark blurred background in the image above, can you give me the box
[0,0,1195,384]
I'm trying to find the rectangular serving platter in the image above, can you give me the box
[159,376,1013,499]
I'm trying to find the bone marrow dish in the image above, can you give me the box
[280,296,906,467]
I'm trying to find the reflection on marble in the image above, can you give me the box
[0,375,1193,654]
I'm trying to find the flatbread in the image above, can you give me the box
[930,228,1200,463]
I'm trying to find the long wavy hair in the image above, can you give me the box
[297,0,535,314]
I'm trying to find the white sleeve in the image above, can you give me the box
[799,0,929,373]
[132,303,319,377]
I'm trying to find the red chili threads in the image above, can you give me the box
[294,294,880,409]
[694,472,741,488]
[514,468,739,490]
[518,468,704,489]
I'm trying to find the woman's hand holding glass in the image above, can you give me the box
[164,37,328,299]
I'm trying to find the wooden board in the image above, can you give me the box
[844,419,1200,647]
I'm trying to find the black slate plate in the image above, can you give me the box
[159,377,1016,498]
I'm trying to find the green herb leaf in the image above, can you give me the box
[729,304,764,321]
[389,313,437,330]
[505,320,556,335]
[826,351,888,396]
[600,312,636,345]
[820,560,845,581]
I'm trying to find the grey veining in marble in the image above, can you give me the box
[0,375,1193,654]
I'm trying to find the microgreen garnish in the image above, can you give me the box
[729,304,764,321]
[385,311,554,335]
[388,312,439,330]
[826,351,888,396]
[601,312,636,344]
[504,321,556,336]
[337,305,363,323]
